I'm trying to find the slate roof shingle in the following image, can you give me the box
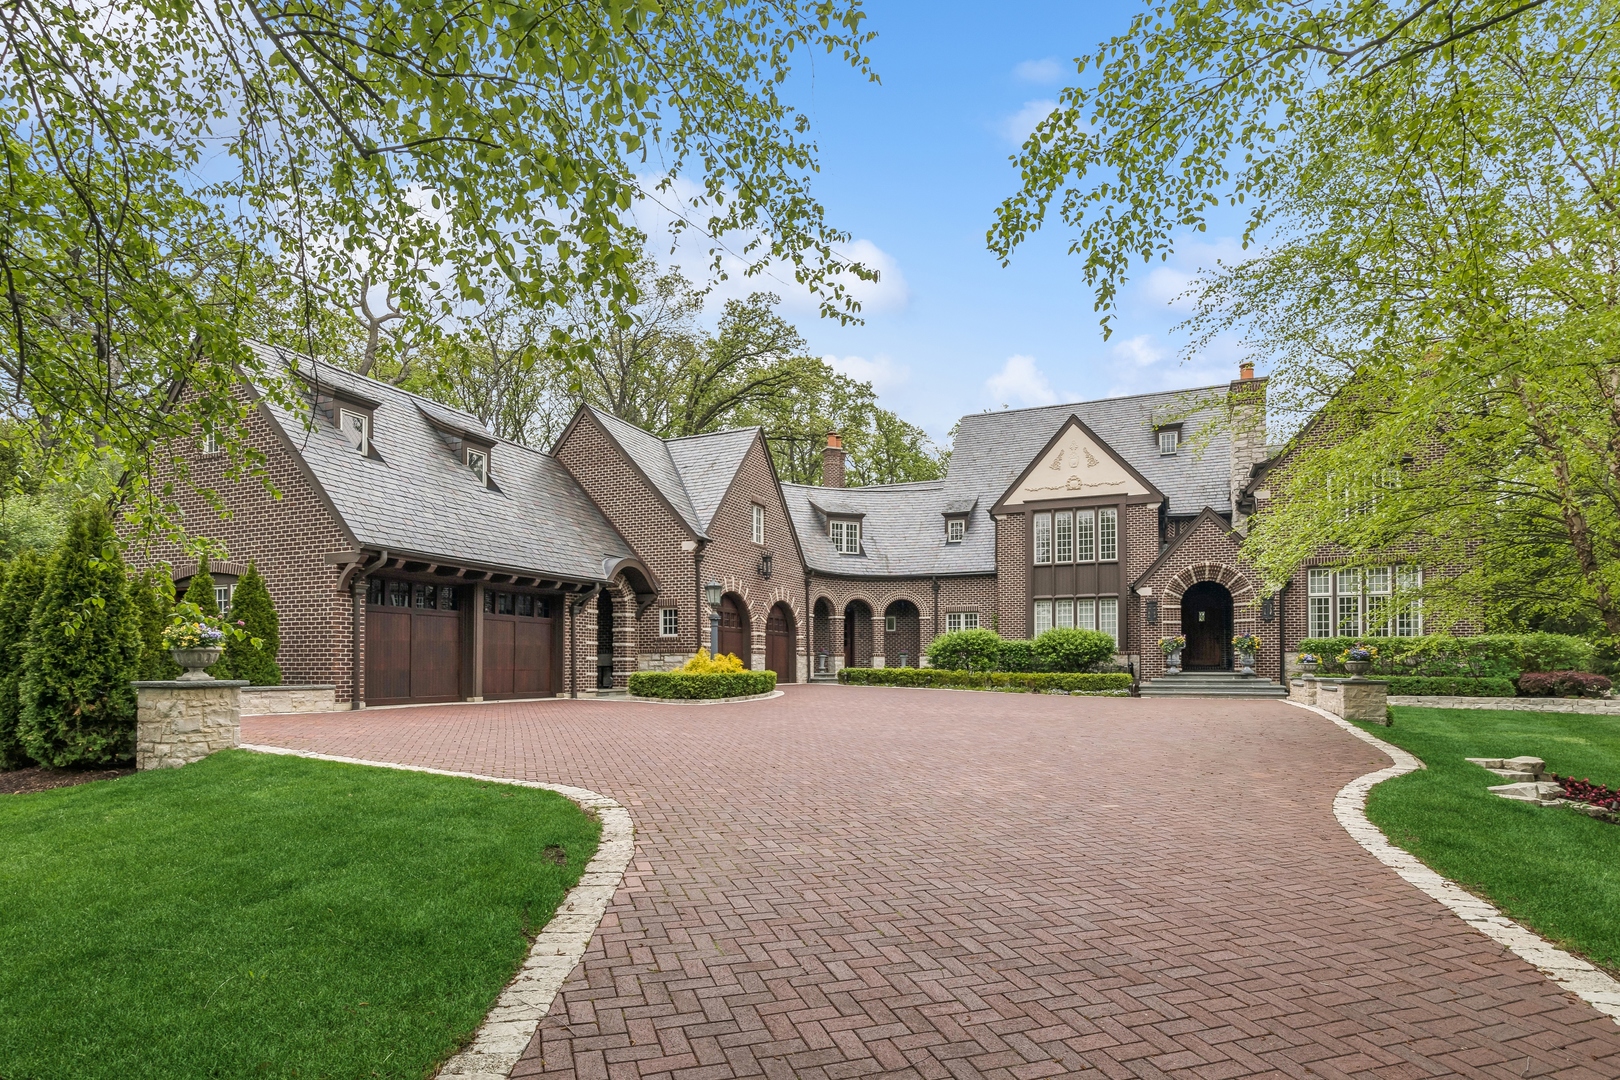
[252,342,633,583]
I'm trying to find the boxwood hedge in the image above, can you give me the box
[1296,632,1593,678]
[1377,675,1517,697]
[627,671,777,700]
[838,668,1132,694]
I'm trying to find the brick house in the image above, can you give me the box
[135,343,1420,704]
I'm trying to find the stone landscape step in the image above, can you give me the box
[1141,672,1290,698]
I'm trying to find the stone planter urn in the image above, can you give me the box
[1299,660,1319,676]
[1165,649,1183,675]
[1237,651,1256,676]
[1344,659,1372,679]
[171,647,223,682]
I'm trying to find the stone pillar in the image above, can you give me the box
[134,679,250,770]
[1315,678,1388,724]
[870,615,886,668]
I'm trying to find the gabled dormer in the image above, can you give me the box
[297,369,382,460]
[417,401,499,490]
[990,414,1164,513]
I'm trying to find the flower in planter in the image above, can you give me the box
[161,620,224,650]
[1298,652,1320,664]
[1231,633,1261,654]
[1159,635,1186,654]
[1339,643,1377,663]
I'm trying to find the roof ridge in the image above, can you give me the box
[959,382,1231,422]
[665,425,762,443]
[256,340,493,427]
[586,406,704,531]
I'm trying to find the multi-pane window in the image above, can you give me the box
[1099,508,1118,561]
[1075,597,1095,630]
[1158,429,1179,455]
[482,590,551,617]
[1310,565,1423,637]
[1054,598,1074,629]
[946,517,964,543]
[215,585,233,613]
[202,432,220,455]
[830,519,860,555]
[751,504,765,545]
[1033,600,1052,635]
[1054,511,1073,562]
[945,611,980,633]
[339,409,369,455]
[659,607,679,638]
[414,583,458,610]
[1308,569,1332,638]
[1098,598,1119,646]
[1075,510,1095,561]
[467,447,488,484]
[1033,512,1052,564]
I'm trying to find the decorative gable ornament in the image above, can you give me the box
[992,415,1163,512]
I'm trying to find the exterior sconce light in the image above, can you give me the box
[1260,596,1275,622]
[757,552,773,579]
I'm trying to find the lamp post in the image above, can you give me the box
[705,580,722,657]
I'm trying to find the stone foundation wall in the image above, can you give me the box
[238,684,338,715]
[135,681,248,770]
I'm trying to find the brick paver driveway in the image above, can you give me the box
[245,685,1620,1080]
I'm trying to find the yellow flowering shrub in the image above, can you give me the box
[679,648,745,674]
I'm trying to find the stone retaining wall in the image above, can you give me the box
[1387,695,1620,714]
[238,684,338,715]
[135,680,248,770]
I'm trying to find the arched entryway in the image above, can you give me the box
[812,598,834,677]
[765,602,796,683]
[719,592,751,666]
[884,599,920,667]
[1181,581,1233,670]
[596,590,615,689]
[843,599,872,669]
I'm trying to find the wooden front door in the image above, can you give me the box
[719,594,749,665]
[366,578,465,705]
[765,603,795,683]
[1181,582,1232,670]
[483,589,557,699]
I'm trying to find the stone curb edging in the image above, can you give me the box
[1385,695,1620,715]
[622,689,784,706]
[238,743,634,1079]
[1283,700,1620,1026]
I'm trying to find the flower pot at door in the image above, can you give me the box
[1166,649,1183,675]
[1237,651,1256,676]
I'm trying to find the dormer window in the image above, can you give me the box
[830,518,860,555]
[1158,428,1179,456]
[340,408,370,455]
[467,446,488,484]
[946,517,965,543]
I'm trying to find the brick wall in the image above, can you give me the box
[994,515,1029,638]
[121,391,359,702]
[805,574,997,670]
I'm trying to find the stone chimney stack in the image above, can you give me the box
[1228,364,1268,532]
[822,432,845,488]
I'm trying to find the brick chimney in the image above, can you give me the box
[1228,364,1268,532]
[822,432,845,488]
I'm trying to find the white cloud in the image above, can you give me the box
[999,99,1057,145]
[1112,334,1166,368]
[825,353,909,394]
[1013,57,1065,85]
[985,354,1060,408]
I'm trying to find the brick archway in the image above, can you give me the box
[1162,562,1259,606]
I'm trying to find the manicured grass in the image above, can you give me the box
[1361,707,1620,973]
[0,750,599,1079]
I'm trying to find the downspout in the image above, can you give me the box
[931,576,940,661]
[347,550,388,710]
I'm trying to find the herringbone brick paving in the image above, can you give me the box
[244,686,1620,1079]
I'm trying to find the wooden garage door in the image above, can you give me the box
[719,594,750,665]
[366,579,464,705]
[765,603,795,683]
[483,590,557,699]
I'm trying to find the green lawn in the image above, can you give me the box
[0,750,599,1079]
[1362,706,1620,973]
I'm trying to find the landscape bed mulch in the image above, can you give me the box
[0,766,134,795]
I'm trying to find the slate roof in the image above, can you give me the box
[250,342,633,583]
[787,384,1236,578]
[583,407,759,537]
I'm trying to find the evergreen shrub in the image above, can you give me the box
[1033,628,1117,672]
[1296,633,1594,678]
[1380,676,1516,697]
[628,671,776,699]
[923,629,1004,671]
[221,563,282,685]
[18,505,142,767]
[839,668,1133,693]
[129,568,182,681]
[0,552,42,769]
[183,564,219,617]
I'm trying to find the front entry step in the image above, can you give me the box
[1140,671,1290,698]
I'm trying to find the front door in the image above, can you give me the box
[765,603,795,683]
[1181,582,1232,670]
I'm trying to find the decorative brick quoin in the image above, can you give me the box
[126,344,1443,704]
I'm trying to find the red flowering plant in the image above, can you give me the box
[1552,775,1620,813]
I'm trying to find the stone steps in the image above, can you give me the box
[1140,672,1290,699]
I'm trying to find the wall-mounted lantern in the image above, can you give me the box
[758,551,773,579]
[1260,596,1275,623]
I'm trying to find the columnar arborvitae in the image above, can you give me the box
[182,563,220,618]
[221,562,281,686]
[18,505,142,767]
[131,567,183,681]
[0,549,47,769]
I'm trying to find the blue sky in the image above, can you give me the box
[642,1,1251,444]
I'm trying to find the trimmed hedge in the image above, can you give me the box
[1297,632,1595,678]
[1516,671,1613,698]
[1379,676,1516,697]
[838,668,1133,694]
[627,671,776,700]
